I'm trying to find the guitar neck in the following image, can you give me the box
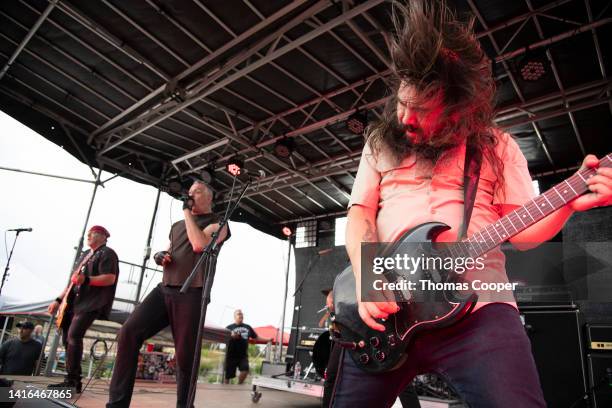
[452,153,611,259]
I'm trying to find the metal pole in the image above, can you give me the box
[0,0,58,80]
[277,238,292,362]
[46,169,102,376]
[34,316,54,375]
[135,188,161,303]
[0,316,9,343]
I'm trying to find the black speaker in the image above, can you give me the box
[520,309,588,407]
[587,354,612,407]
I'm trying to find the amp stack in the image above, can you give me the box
[585,325,612,407]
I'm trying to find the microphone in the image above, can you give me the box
[7,227,32,232]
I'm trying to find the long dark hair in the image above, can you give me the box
[367,1,504,192]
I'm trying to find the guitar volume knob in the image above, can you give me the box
[374,351,386,361]
[369,336,381,348]
[359,354,370,364]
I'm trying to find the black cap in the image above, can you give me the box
[16,321,34,330]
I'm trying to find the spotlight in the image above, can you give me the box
[518,49,548,82]
[274,138,295,158]
[167,181,182,195]
[200,165,214,184]
[226,157,243,176]
[282,226,292,237]
[346,111,367,135]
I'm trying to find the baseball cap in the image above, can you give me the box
[16,321,34,330]
[89,225,110,238]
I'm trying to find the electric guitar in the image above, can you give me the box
[332,153,611,373]
[55,250,93,329]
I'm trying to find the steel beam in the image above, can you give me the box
[96,0,385,155]
[0,0,57,80]
[495,18,612,63]
[91,0,310,136]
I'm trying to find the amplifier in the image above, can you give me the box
[297,327,326,349]
[587,354,612,407]
[586,325,612,351]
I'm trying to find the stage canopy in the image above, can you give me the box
[0,0,610,237]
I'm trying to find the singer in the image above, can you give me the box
[47,225,119,393]
[107,180,229,408]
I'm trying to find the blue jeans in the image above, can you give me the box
[331,304,546,408]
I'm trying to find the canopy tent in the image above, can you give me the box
[0,299,231,345]
[251,325,291,346]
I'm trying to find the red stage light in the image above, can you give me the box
[226,157,243,176]
[282,226,292,237]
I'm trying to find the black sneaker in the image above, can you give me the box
[47,380,82,393]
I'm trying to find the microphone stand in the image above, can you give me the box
[182,174,251,408]
[1,230,24,297]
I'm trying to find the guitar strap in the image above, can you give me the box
[73,249,94,293]
[457,141,482,240]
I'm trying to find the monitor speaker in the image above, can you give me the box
[520,308,588,407]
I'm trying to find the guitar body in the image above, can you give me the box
[55,282,74,329]
[332,222,477,374]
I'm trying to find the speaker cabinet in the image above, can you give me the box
[587,354,612,407]
[520,309,588,407]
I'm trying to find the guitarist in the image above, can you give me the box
[47,225,119,392]
[332,2,612,408]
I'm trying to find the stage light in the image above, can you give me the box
[282,226,292,237]
[226,157,243,176]
[167,181,182,195]
[200,165,214,184]
[274,138,295,158]
[346,111,367,135]
[517,49,548,82]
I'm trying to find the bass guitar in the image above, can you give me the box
[332,153,611,373]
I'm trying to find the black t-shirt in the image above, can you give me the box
[163,213,230,288]
[72,245,120,319]
[0,338,42,375]
[225,323,257,359]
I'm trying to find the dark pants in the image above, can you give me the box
[331,304,546,408]
[107,284,203,408]
[322,344,420,408]
[61,310,98,383]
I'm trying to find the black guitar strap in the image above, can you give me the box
[457,142,482,240]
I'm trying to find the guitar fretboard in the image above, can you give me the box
[447,153,611,259]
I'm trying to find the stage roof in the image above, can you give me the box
[0,0,610,237]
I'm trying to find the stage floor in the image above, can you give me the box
[4,376,322,407]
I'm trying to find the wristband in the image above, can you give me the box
[83,275,90,286]
[55,297,62,303]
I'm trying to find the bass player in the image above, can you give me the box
[331,1,612,407]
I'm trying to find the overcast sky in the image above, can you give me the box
[0,110,295,330]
